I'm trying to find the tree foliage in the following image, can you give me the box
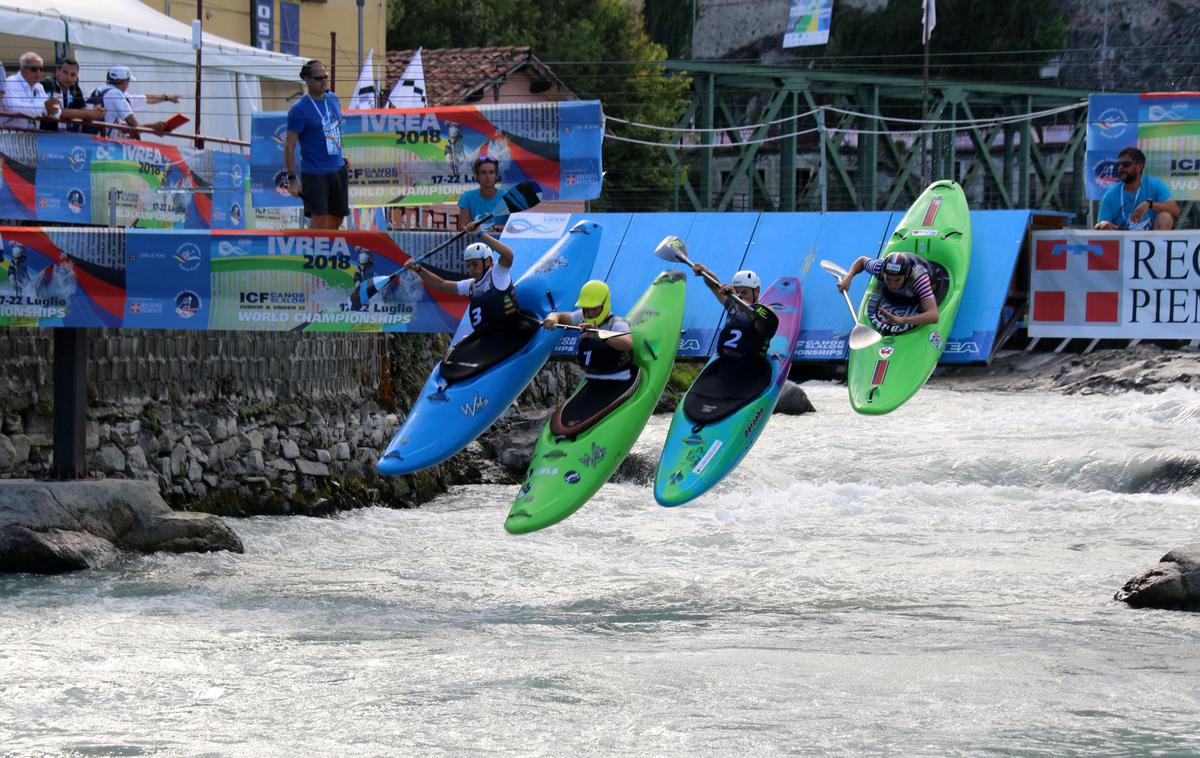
[388,0,691,211]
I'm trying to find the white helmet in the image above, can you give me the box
[358,252,370,264]
[463,242,490,262]
[731,270,760,290]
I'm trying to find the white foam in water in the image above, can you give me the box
[2,386,1200,755]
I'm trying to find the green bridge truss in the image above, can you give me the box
[654,61,1200,227]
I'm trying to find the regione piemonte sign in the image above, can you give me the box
[1029,230,1200,338]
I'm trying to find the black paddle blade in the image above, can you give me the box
[502,180,543,213]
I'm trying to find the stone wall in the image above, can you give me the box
[0,328,570,515]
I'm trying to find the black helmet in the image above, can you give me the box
[882,252,912,278]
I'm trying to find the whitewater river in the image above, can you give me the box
[3,384,1200,755]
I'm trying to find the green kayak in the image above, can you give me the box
[848,180,972,414]
[504,270,686,534]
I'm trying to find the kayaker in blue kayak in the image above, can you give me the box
[541,279,637,434]
[837,252,943,336]
[406,227,520,340]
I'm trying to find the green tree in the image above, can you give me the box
[388,0,690,211]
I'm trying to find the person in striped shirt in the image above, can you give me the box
[837,252,940,335]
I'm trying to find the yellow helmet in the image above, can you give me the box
[576,279,611,324]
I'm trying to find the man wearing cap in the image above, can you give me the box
[40,58,103,132]
[1,52,58,129]
[838,252,940,335]
[97,66,179,140]
[283,60,350,230]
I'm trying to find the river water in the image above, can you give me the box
[3,384,1200,756]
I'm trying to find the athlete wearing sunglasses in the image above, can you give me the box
[1095,147,1180,231]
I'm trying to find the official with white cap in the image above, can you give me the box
[96,65,180,140]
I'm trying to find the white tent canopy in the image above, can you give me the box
[0,0,306,141]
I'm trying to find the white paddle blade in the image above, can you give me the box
[595,329,630,341]
[820,259,849,278]
[848,324,883,350]
[654,235,689,264]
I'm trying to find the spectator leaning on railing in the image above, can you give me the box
[1,52,59,130]
[93,65,180,140]
[40,58,103,132]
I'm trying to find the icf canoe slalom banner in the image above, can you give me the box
[0,227,473,332]
[249,100,604,209]
[1086,93,1200,201]
[0,131,247,229]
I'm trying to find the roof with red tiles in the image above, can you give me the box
[384,47,575,105]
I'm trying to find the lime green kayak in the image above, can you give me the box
[848,180,972,414]
[504,270,686,534]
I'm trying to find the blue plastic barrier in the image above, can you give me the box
[500,209,1037,364]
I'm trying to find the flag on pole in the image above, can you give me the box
[387,47,428,109]
[922,0,936,44]
[349,48,377,110]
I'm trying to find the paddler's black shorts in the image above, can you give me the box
[300,166,349,219]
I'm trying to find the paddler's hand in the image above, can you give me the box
[691,262,710,279]
[579,321,598,335]
[541,315,559,330]
[837,274,852,292]
[718,284,735,297]
[879,307,905,324]
[404,260,422,272]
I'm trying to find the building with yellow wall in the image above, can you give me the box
[139,0,387,89]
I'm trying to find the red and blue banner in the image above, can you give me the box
[0,131,247,229]
[1086,92,1200,200]
[1,227,472,331]
[250,100,604,209]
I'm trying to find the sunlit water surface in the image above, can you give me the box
[3,385,1200,755]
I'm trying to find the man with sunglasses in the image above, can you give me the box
[1096,147,1180,231]
[1,52,59,130]
[284,60,350,230]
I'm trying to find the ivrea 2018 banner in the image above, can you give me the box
[0,132,247,229]
[1086,93,1200,201]
[249,100,604,209]
[0,227,472,331]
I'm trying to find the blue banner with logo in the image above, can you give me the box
[0,131,248,229]
[1087,93,1200,200]
[250,100,604,209]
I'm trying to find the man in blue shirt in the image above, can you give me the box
[1096,147,1180,231]
[456,157,508,234]
[283,60,349,230]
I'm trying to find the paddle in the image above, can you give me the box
[819,259,883,350]
[549,322,630,341]
[406,180,544,268]
[653,235,754,313]
[350,181,545,310]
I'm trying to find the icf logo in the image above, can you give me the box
[272,125,288,151]
[175,290,202,319]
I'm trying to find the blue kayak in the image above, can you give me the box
[654,276,803,506]
[376,220,602,476]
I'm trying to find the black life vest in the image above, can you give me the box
[717,301,777,362]
[578,315,633,378]
[467,265,519,332]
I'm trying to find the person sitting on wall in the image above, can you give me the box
[1095,147,1181,231]
[457,157,508,235]
[837,252,942,336]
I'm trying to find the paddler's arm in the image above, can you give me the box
[691,262,727,305]
[881,297,939,326]
[404,261,459,295]
[479,231,513,269]
[753,303,779,336]
[837,256,870,292]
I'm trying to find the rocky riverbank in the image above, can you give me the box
[0,479,241,573]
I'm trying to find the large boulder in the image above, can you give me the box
[1114,544,1200,611]
[0,479,243,574]
[774,381,816,415]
